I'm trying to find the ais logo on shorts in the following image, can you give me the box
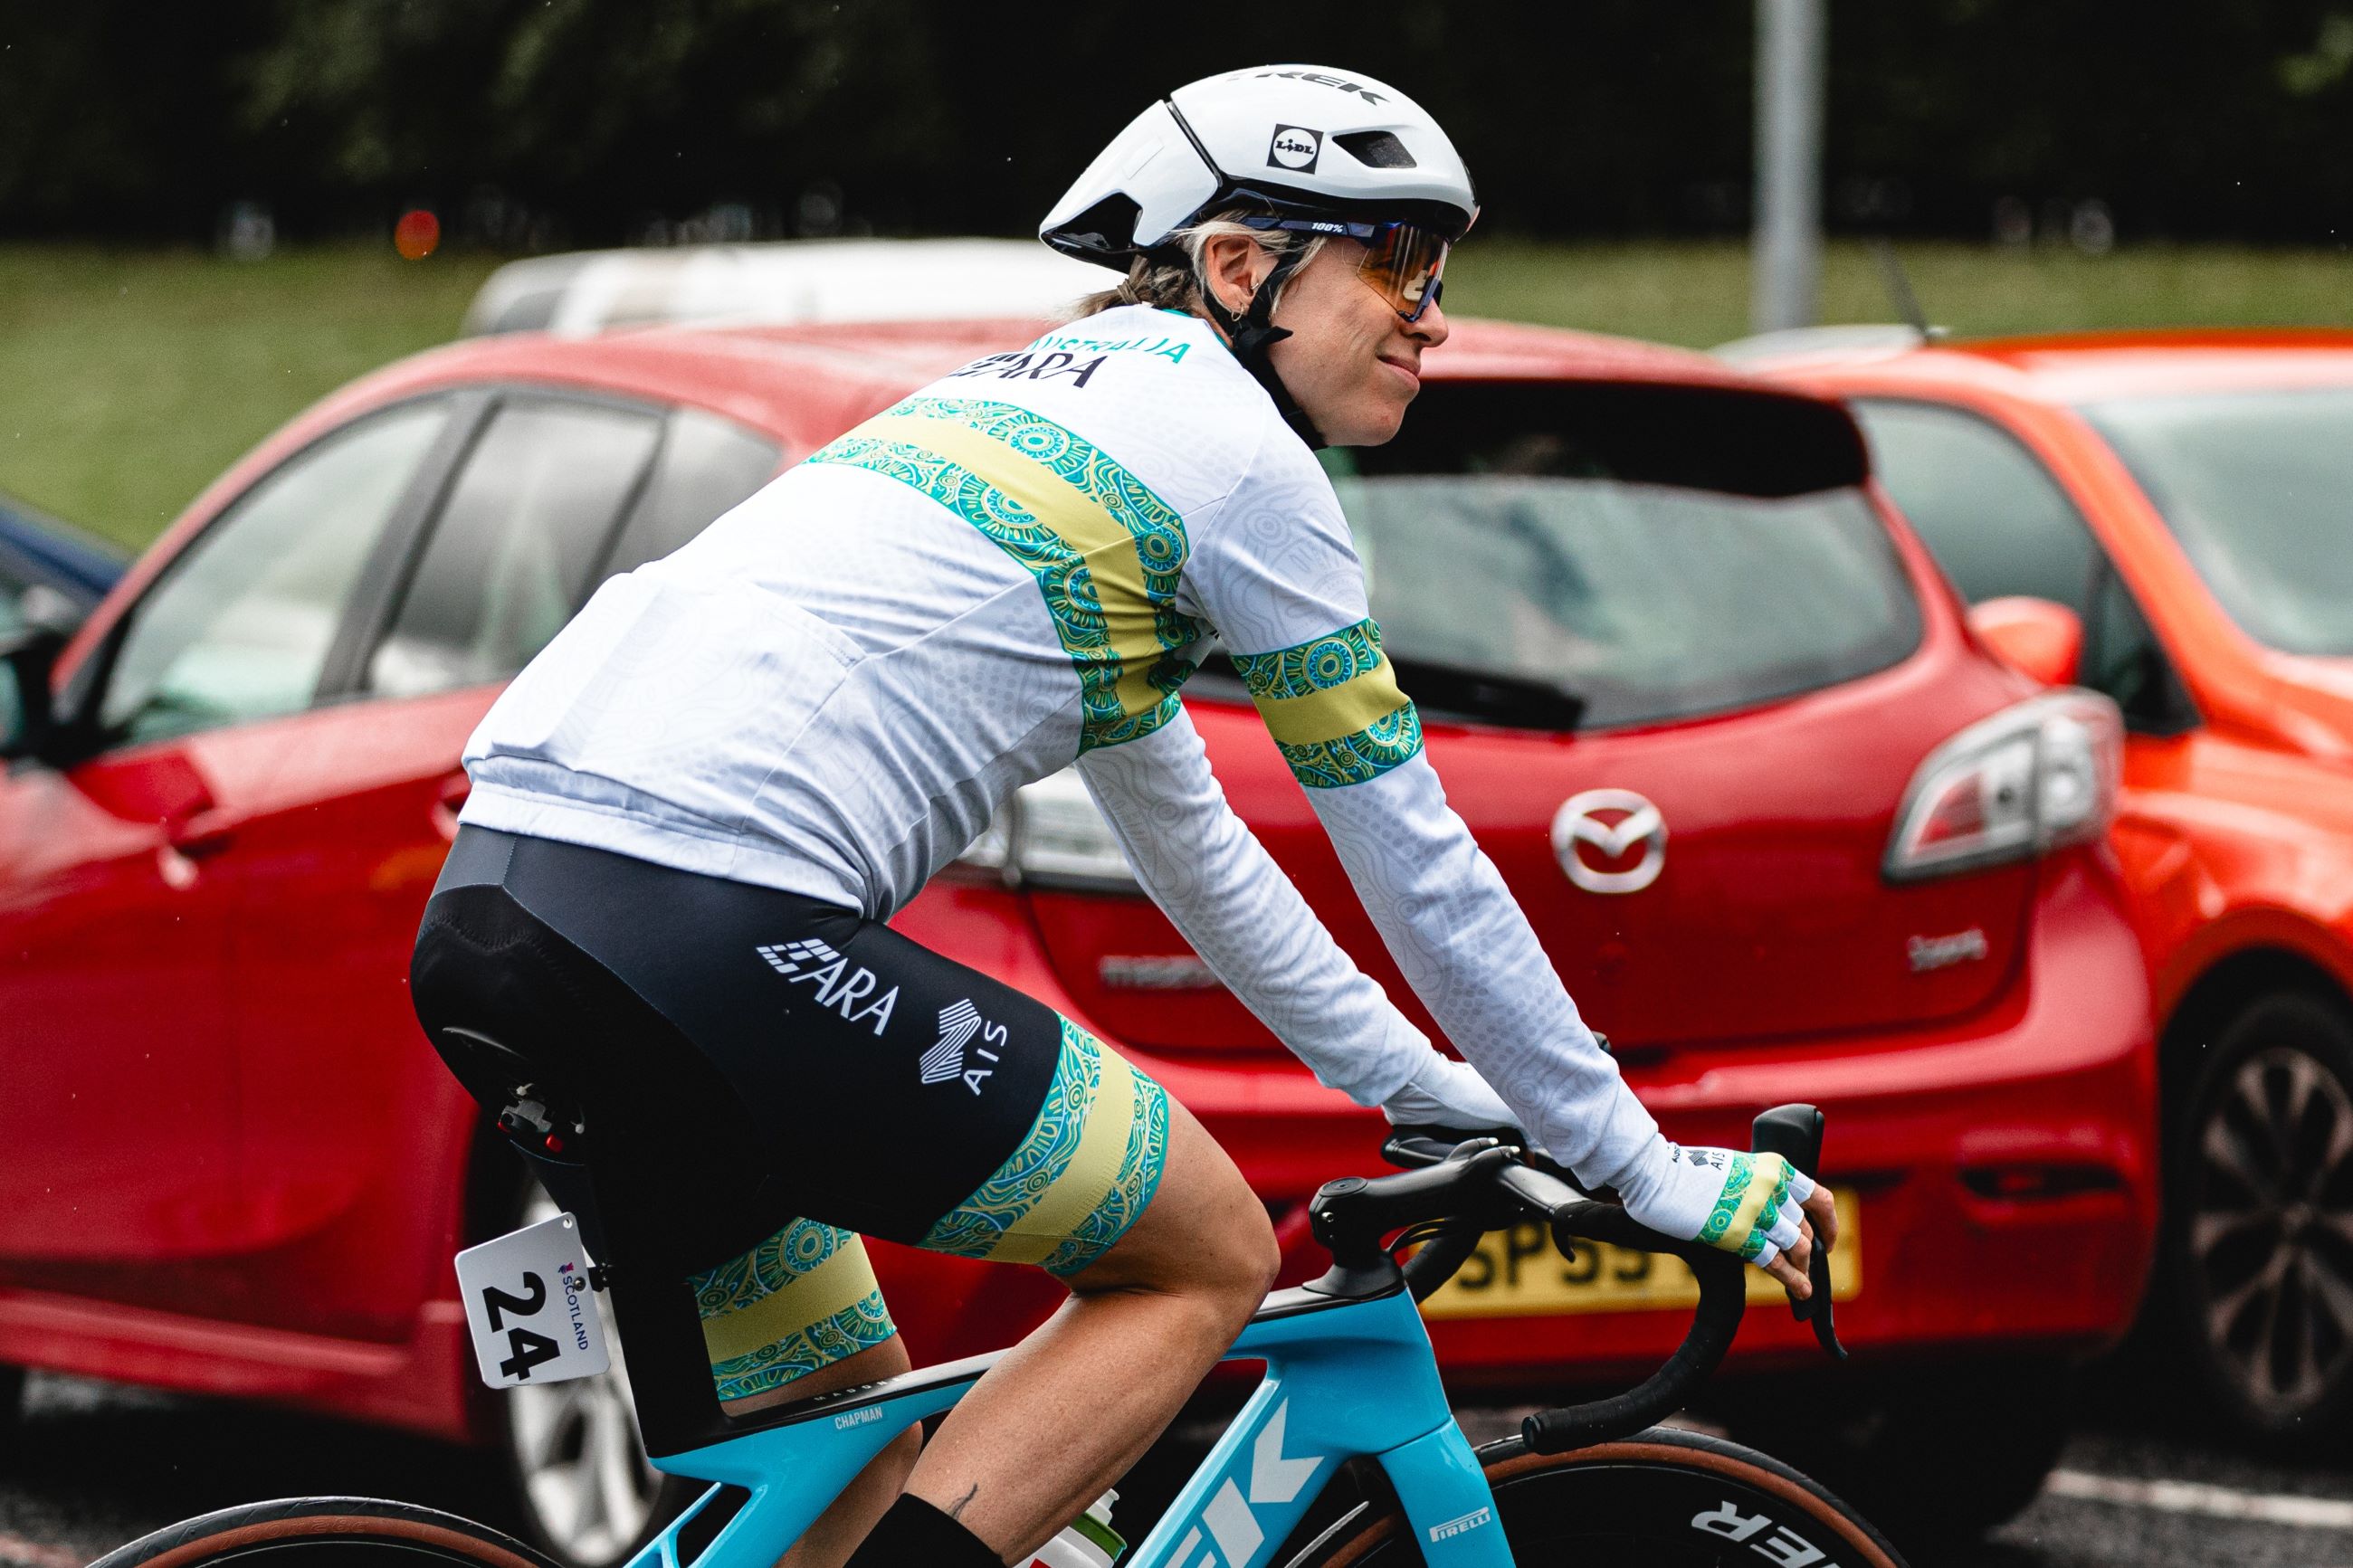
[756,938,900,1036]
[1268,125,1322,173]
[922,999,1007,1096]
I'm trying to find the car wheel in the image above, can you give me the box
[0,1363,23,1454]
[2165,991,2353,1439]
[492,1177,699,1568]
[1716,1358,2072,1547]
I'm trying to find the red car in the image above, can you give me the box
[1741,328,2353,1440]
[0,314,2154,1560]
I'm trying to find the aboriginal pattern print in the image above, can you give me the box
[919,1019,1170,1276]
[1693,1153,1792,1262]
[1042,1060,1171,1278]
[1232,617,1424,789]
[1231,618,1386,700]
[806,399,1202,753]
[1279,706,1426,790]
[705,1292,897,1401]
[690,1219,899,1399]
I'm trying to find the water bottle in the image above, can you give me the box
[1026,1488,1124,1568]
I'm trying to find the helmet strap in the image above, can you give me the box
[1200,245,1325,451]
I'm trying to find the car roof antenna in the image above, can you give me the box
[1867,237,1948,344]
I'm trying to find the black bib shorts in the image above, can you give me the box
[411,827,1171,1402]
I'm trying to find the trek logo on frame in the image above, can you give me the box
[1167,1398,1325,1566]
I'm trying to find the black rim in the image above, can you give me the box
[2187,1042,2353,1419]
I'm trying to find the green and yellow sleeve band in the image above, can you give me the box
[1231,619,1424,789]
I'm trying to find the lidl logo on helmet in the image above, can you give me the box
[1268,125,1322,174]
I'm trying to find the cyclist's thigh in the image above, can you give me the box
[1048,1096,1276,1299]
[691,1219,909,1406]
[489,835,1072,1246]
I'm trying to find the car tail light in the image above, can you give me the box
[957,768,1142,894]
[1883,691,2122,882]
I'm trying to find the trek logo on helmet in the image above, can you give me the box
[1267,125,1322,173]
[1251,68,1389,105]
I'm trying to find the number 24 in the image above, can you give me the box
[481,1273,562,1381]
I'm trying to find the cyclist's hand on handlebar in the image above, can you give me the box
[1613,1141,1825,1297]
[1759,1182,1840,1297]
[1379,1053,1524,1141]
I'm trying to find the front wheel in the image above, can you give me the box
[91,1497,561,1568]
[1289,1427,1906,1568]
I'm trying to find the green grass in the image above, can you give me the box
[3,239,2348,553]
[0,244,498,553]
[1444,238,2353,349]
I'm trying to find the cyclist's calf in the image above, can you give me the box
[898,1101,1279,1562]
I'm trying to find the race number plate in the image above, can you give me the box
[454,1213,612,1388]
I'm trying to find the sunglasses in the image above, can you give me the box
[1239,214,1453,323]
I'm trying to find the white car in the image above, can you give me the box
[462,238,1108,337]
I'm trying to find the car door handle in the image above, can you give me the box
[432,773,472,841]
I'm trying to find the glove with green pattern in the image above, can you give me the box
[1611,1140,1815,1269]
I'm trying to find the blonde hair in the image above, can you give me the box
[1068,212,1327,320]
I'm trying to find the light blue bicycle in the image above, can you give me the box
[98,1089,1899,1568]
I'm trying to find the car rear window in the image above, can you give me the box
[1317,382,1920,731]
[2081,386,2353,657]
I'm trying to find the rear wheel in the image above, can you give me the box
[90,1497,561,1568]
[2163,991,2353,1438]
[1289,1428,1905,1567]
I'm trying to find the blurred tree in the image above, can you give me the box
[0,0,2344,244]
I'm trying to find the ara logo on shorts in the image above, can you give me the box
[1268,125,1322,173]
[755,939,900,1036]
[921,999,1008,1096]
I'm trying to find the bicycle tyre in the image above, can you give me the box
[1289,1426,1909,1567]
[91,1497,564,1568]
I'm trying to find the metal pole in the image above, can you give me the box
[1752,0,1824,333]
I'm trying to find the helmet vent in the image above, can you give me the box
[1334,130,1416,169]
[1050,194,1144,259]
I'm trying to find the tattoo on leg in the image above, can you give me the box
[947,1483,979,1521]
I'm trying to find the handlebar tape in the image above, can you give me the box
[1522,1203,1747,1454]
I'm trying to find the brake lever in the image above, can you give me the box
[1751,1103,1847,1363]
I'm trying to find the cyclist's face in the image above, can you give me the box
[1271,237,1449,446]
[1205,233,1450,447]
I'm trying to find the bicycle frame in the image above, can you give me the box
[627,1280,1510,1568]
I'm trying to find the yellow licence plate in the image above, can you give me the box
[1419,1190,1862,1319]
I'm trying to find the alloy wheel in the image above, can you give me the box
[2186,1043,2353,1422]
[506,1187,669,1566]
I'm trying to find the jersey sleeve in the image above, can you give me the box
[1074,707,1435,1108]
[1180,420,1660,1185]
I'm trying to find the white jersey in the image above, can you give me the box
[461,305,1659,1184]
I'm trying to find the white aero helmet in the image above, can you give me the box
[1040,64,1479,268]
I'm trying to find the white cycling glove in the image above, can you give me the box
[1608,1137,1816,1270]
[1378,1052,1520,1135]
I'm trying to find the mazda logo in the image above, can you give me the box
[1550,789,1667,895]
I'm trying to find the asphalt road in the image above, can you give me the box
[4,1373,2348,1567]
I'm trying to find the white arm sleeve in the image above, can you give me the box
[1177,412,1662,1189]
[1076,707,1435,1108]
[1301,755,1659,1183]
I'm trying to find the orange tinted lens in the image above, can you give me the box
[1358,224,1449,318]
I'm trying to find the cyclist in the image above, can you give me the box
[411,64,1835,1568]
